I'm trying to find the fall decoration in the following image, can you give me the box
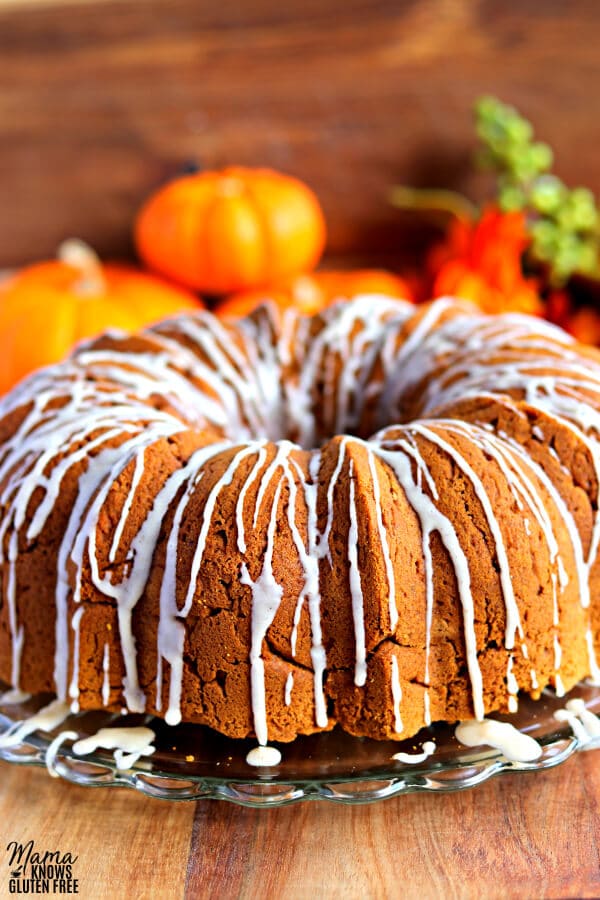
[475,96,600,285]
[429,206,543,316]
[135,166,326,295]
[0,239,200,395]
[217,269,412,319]
[564,306,600,345]
[392,95,600,324]
[545,285,600,345]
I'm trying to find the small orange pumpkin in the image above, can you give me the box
[0,240,200,395]
[216,269,413,319]
[135,167,326,295]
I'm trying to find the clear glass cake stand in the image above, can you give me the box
[1,683,598,807]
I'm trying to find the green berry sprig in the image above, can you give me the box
[475,96,600,284]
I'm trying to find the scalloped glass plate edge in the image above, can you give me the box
[0,686,598,807]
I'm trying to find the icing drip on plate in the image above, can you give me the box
[0,698,71,749]
[73,725,156,770]
[0,699,156,773]
[246,745,282,767]
[554,698,600,748]
[0,687,31,705]
[392,740,436,764]
[455,718,542,762]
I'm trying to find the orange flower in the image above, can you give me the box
[430,206,543,315]
[562,307,600,345]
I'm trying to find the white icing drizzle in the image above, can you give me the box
[286,297,410,448]
[348,459,367,687]
[288,452,328,727]
[284,672,294,707]
[378,297,460,417]
[455,718,542,762]
[410,423,525,653]
[159,442,261,725]
[45,731,79,778]
[2,294,600,750]
[423,692,431,726]
[0,698,71,748]
[246,745,282,767]
[554,698,600,748]
[365,446,398,631]
[0,699,155,775]
[0,688,31,704]
[390,655,403,733]
[72,725,156,770]
[68,606,85,712]
[409,417,581,702]
[5,531,23,688]
[163,316,269,439]
[108,450,146,563]
[392,740,436,764]
[408,304,600,679]
[322,438,347,565]
[506,655,519,713]
[0,363,193,703]
[554,639,565,697]
[102,644,110,707]
[373,439,485,720]
[585,630,600,684]
[236,444,269,553]
[242,478,285,746]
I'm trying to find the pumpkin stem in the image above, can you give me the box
[57,239,106,296]
[389,186,478,223]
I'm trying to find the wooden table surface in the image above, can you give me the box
[0,751,598,899]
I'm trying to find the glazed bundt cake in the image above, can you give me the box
[1,295,600,745]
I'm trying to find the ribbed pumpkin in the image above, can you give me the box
[216,269,412,319]
[0,240,200,395]
[135,167,326,294]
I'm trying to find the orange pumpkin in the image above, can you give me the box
[0,240,201,395]
[135,167,326,295]
[216,269,413,319]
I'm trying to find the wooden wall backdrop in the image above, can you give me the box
[1,0,600,268]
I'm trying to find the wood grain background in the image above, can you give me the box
[2,0,600,268]
[2,751,599,899]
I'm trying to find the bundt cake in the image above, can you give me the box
[1,295,600,746]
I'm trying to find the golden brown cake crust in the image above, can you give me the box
[2,296,600,745]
